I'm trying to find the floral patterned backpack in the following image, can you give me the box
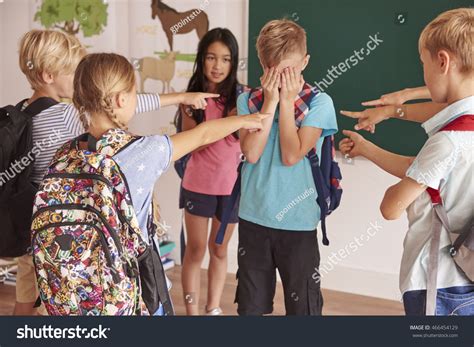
[31,129,169,316]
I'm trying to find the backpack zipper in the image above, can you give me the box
[32,204,123,255]
[33,221,122,284]
[43,172,138,237]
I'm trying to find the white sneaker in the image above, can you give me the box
[205,306,223,316]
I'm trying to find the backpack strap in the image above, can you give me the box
[71,133,99,152]
[425,188,449,316]
[16,97,59,116]
[69,128,140,157]
[307,147,330,246]
[215,161,244,244]
[439,114,474,131]
[424,114,473,316]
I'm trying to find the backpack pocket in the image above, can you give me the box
[436,285,474,316]
[33,224,104,315]
[33,222,137,316]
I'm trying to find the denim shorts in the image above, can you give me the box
[403,285,474,316]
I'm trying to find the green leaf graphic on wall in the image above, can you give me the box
[34,0,108,37]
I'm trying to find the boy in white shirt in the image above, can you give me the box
[339,8,473,315]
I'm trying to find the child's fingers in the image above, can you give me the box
[340,110,363,119]
[342,129,358,139]
[361,99,384,106]
[260,68,270,85]
[281,71,287,89]
[363,124,376,133]
[256,112,272,120]
[194,99,207,109]
[354,118,374,131]
[201,93,220,99]
[290,67,297,84]
[339,142,354,154]
[269,69,280,89]
[339,138,352,146]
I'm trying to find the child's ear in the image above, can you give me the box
[301,54,310,72]
[41,71,54,85]
[437,50,450,75]
[115,92,126,109]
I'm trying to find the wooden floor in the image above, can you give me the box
[0,265,404,315]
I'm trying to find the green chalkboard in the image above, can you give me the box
[248,0,471,156]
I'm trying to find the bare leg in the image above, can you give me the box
[13,302,37,316]
[181,211,209,315]
[206,218,236,313]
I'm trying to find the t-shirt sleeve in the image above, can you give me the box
[237,92,251,116]
[135,93,161,114]
[406,132,456,189]
[301,92,338,138]
[63,103,86,136]
[120,135,173,179]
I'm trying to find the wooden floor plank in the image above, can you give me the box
[0,265,404,315]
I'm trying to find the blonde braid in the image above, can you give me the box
[102,96,127,130]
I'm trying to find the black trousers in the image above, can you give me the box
[235,218,323,316]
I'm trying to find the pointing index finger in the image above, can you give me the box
[340,110,363,119]
[202,93,220,98]
[361,99,383,106]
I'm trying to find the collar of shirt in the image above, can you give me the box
[422,95,474,137]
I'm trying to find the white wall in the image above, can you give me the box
[0,0,408,301]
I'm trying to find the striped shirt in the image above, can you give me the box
[30,94,161,183]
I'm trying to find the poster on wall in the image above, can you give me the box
[29,0,249,135]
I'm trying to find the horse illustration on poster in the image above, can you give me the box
[151,0,209,51]
[137,51,178,93]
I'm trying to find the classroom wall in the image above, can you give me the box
[0,0,408,301]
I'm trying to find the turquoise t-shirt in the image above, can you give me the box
[237,92,338,231]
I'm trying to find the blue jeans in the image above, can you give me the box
[403,285,474,316]
[153,304,165,316]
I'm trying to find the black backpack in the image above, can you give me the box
[0,97,58,257]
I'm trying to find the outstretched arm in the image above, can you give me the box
[361,86,431,107]
[339,130,415,179]
[170,113,269,161]
[340,102,447,130]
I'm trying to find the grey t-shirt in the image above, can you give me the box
[113,134,173,242]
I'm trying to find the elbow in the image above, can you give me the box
[380,205,399,220]
[380,195,402,220]
[282,154,300,167]
[241,144,261,164]
[244,152,260,164]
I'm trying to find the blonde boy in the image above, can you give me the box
[340,8,473,315]
[236,20,338,315]
[12,29,220,315]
